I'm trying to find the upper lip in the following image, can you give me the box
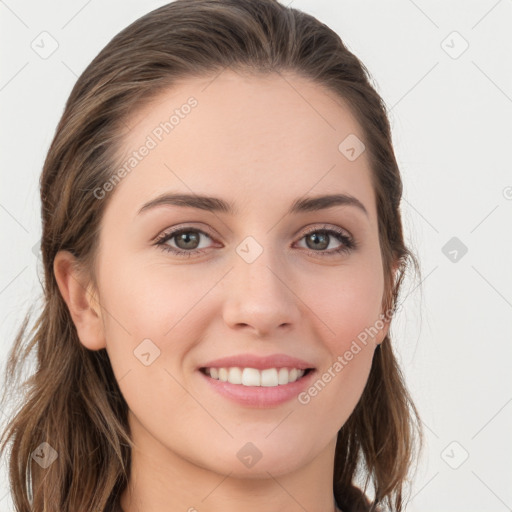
[199,353,316,371]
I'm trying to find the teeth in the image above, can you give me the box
[204,367,307,387]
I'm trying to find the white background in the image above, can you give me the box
[1,1,511,511]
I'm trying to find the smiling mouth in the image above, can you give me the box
[199,367,314,387]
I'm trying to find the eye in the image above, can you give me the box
[294,225,356,257]
[155,227,216,258]
[154,224,356,258]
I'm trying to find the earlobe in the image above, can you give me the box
[53,250,106,351]
[376,316,391,346]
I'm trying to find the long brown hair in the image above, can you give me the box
[0,1,422,510]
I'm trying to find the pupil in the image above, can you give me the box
[308,232,328,250]
[178,232,199,249]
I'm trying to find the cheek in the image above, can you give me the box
[307,259,385,354]
[98,257,217,379]
[300,266,381,422]
[101,258,208,335]
[98,261,211,413]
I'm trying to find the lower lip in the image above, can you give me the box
[197,369,316,408]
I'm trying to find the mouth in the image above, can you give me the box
[199,366,315,387]
[197,364,318,408]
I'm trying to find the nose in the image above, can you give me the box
[221,245,301,338]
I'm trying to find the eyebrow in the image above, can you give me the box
[137,192,368,217]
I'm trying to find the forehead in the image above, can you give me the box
[108,69,376,222]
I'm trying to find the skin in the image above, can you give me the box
[54,69,393,512]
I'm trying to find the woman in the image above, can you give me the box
[0,1,422,511]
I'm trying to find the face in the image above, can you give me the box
[77,70,390,478]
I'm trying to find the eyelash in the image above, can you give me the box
[154,224,357,259]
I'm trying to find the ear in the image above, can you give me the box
[53,250,106,351]
[376,260,401,346]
